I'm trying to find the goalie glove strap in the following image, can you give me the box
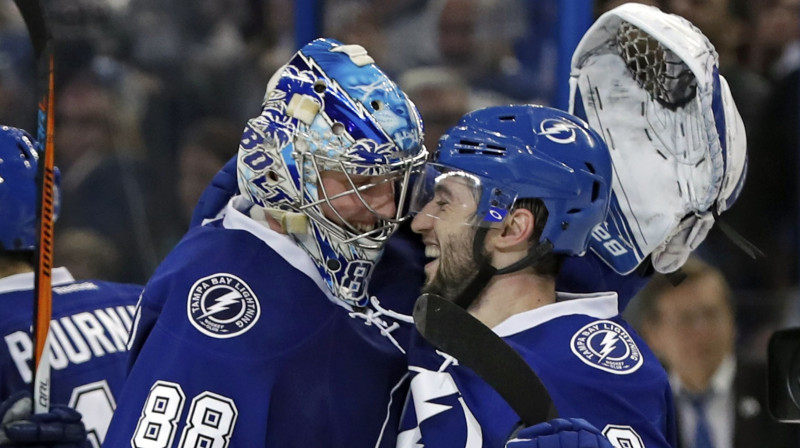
[711,208,764,259]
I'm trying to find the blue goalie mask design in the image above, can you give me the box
[0,126,61,252]
[237,38,427,307]
[411,105,612,257]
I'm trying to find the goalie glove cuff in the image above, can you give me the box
[651,212,714,274]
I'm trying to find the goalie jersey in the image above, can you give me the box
[104,199,425,448]
[0,267,141,447]
[396,292,677,448]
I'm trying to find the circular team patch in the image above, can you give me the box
[570,320,643,374]
[187,273,260,339]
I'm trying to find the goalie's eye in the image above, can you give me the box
[371,100,384,111]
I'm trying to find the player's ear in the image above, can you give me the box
[495,208,535,250]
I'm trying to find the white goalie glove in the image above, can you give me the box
[569,3,748,275]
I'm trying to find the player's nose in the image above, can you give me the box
[411,203,436,234]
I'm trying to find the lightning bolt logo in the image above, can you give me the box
[570,320,644,375]
[397,366,483,448]
[597,332,619,363]
[538,118,578,144]
[187,273,261,339]
[197,290,242,320]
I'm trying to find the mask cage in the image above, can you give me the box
[298,148,428,249]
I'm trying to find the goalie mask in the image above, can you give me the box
[0,126,61,252]
[569,3,747,274]
[237,38,427,307]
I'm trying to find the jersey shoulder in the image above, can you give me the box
[136,224,340,357]
[508,314,666,385]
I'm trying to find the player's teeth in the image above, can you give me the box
[425,246,440,258]
[354,223,374,233]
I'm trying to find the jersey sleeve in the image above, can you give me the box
[104,320,278,448]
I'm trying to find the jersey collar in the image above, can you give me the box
[0,267,75,294]
[492,291,619,337]
[220,196,347,310]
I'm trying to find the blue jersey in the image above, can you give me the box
[397,292,677,448]
[104,199,425,448]
[0,267,141,447]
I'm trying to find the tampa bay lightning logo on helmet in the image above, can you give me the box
[538,118,578,144]
[236,38,426,307]
[570,320,643,374]
[0,126,61,252]
[187,273,261,338]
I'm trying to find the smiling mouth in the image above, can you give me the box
[424,245,441,259]
[422,245,441,281]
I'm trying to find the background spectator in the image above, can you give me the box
[631,257,800,448]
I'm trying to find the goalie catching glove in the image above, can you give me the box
[569,3,749,275]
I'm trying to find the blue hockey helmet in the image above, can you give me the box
[0,126,61,252]
[412,104,612,257]
[237,38,427,306]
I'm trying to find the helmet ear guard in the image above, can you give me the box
[569,3,751,274]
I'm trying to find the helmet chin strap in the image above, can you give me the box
[453,226,554,310]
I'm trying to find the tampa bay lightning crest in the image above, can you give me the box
[187,273,261,338]
[570,320,643,374]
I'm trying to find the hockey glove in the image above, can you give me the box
[0,391,90,448]
[506,418,614,448]
[569,3,748,275]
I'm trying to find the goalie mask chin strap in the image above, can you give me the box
[251,207,310,234]
[453,226,555,310]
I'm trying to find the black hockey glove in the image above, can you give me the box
[0,391,90,448]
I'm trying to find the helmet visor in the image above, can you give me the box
[409,163,519,227]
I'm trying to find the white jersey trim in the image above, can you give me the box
[219,196,348,310]
[0,267,75,294]
[492,291,619,337]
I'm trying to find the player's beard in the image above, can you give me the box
[422,227,480,301]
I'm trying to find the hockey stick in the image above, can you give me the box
[413,294,555,426]
[14,0,56,413]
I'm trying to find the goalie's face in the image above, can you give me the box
[317,170,397,232]
[411,172,481,299]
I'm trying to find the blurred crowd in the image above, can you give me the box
[0,0,797,359]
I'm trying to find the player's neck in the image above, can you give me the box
[468,271,556,328]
